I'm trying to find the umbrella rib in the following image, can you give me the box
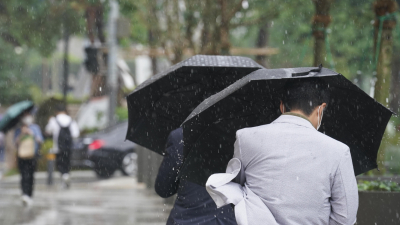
[213,112,261,123]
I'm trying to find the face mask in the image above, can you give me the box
[317,106,324,130]
[22,115,33,125]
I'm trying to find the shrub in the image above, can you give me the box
[37,139,53,171]
[116,107,128,121]
[358,180,400,192]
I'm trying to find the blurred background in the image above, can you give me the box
[0,0,399,224]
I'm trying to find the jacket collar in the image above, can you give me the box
[272,114,315,130]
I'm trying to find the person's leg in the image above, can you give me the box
[18,158,28,195]
[17,158,24,194]
[61,150,71,188]
[56,152,66,174]
[18,158,33,206]
[26,159,37,197]
[57,150,70,188]
[65,149,71,174]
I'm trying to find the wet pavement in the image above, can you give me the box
[0,171,172,225]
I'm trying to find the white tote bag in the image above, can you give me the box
[18,135,35,159]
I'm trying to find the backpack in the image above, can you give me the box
[56,119,72,152]
[18,134,35,159]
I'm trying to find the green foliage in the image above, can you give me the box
[37,139,53,171]
[358,180,400,192]
[4,168,19,177]
[230,0,385,86]
[80,127,99,136]
[119,0,148,44]
[1,1,86,55]
[385,143,400,174]
[116,107,128,121]
[0,0,85,106]
[29,85,46,105]
[0,40,33,105]
[36,97,64,131]
[52,94,86,104]
[0,1,57,56]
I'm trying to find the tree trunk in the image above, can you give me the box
[390,49,400,113]
[220,24,230,55]
[86,6,97,45]
[373,0,398,106]
[86,4,107,98]
[312,0,333,67]
[220,0,230,55]
[373,29,394,105]
[373,0,398,174]
[90,75,107,97]
[256,22,270,67]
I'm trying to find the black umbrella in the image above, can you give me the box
[180,67,393,186]
[126,55,263,154]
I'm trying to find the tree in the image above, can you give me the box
[248,0,280,67]
[372,0,398,174]
[0,1,67,104]
[0,1,62,56]
[373,0,398,105]
[84,2,108,96]
[0,41,32,104]
[122,0,258,65]
[312,0,334,67]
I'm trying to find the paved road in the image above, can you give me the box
[0,171,172,225]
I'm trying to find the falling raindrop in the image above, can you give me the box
[242,0,249,9]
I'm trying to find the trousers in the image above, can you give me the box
[17,158,37,197]
[56,149,71,174]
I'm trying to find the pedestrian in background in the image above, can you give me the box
[14,110,43,206]
[45,104,79,189]
[155,128,237,225]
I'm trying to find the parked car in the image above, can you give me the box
[71,121,138,178]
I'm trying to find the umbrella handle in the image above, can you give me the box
[292,64,322,77]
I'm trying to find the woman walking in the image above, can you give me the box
[14,110,43,206]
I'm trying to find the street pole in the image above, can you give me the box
[107,0,119,126]
[63,15,70,106]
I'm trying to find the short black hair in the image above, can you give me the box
[56,104,66,112]
[281,78,330,116]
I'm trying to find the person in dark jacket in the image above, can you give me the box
[155,128,237,225]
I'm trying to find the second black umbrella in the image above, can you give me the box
[180,67,393,186]
[126,55,263,154]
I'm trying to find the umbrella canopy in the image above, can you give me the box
[126,55,263,154]
[181,67,393,186]
[0,100,34,132]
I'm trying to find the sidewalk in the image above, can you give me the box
[0,170,98,187]
[0,170,172,225]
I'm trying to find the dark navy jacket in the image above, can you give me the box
[155,128,236,225]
